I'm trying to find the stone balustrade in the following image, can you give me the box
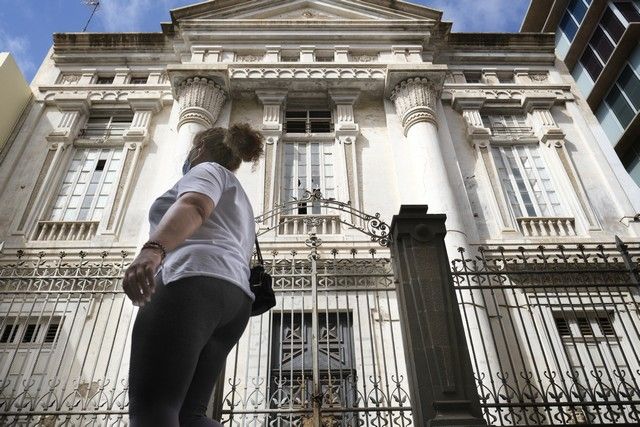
[517,217,576,237]
[278,215,342,236]
[33,221,99,241]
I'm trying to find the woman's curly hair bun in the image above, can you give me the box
[224,123,265,164]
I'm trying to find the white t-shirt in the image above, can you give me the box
[148,162,255,301]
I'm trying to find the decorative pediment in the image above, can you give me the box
[170,0,442,23]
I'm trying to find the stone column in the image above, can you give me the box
[172,76,226,181]
[390,206,486,427]
[390,77,468,253]
[392,80,500,390]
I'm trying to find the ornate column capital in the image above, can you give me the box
[390,77,439,134]
[175,76,227,130]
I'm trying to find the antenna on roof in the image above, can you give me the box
[82,0,100,32]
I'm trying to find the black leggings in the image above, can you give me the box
[128,276,251,427]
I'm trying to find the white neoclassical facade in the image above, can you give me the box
[1,1,640,425]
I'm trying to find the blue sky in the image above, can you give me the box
[0,0,529,82]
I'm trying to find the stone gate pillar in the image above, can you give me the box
[390,205,486,427]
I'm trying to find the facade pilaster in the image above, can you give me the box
[256,90,287,217]
[330,90,361,210]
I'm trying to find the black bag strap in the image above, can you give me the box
[254,235,264,266]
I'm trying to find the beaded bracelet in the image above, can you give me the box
[142,240,167,262]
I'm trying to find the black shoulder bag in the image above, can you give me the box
[249,237,276,316]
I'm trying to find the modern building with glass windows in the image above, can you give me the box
[522,0,640,186]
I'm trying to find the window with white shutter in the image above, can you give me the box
[49,148,122,223]
[492,144,563,218]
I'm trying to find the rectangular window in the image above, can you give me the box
[49,148,122,222]
[553,312,628,396]
[0,317,62,346]
[80,111,134,139]
[606,84,636,128]
[284,110,333,134]
[497,72,515,83]
[590,26,615,66]
[95,76,115,84]
[580,45,605,81]
[618,65,640,110]
[482,114,532,136]
[614,1,640,23]
[269,312,356,424]
[492,144,563,218]
[559,0,592,41]
[464,71,482,83]
[281,142,335,214]
[281,52,300,62]
[601,7,625,43]
[315,51,334,62]
[129,76,148,84]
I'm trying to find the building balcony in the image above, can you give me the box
[278,214,342,236]
[32,220,99,241]
[517,216,576,237]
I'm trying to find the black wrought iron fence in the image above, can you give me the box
[451,240,640,425]
[0,250,131,426]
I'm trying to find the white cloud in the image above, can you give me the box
[0,30,35,77]
[97,0,155,32]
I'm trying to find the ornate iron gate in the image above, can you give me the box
[219,193,412,425]
[217,240,412,426]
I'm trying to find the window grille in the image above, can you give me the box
[284,110,333,134]
[79,111,133,139]
[49,148,123,222]
[492,144,563,218]
[281,142,335,215]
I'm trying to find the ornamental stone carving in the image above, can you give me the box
[175,77,227,130]
[390,77,438,132]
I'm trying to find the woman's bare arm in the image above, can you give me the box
[149,192,214,251]
[122,192,214,306]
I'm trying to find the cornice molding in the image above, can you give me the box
[230,67,386,80]
[444,87,574,109]
[41,89,173,106]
